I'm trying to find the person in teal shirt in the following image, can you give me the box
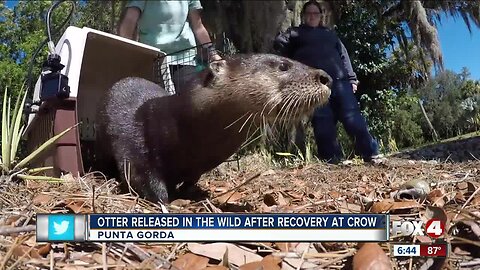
[118,0,222,89]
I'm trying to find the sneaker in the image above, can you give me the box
[341,159,354,165]
[368,154,387,164]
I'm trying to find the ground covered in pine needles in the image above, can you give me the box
[1,136,479,270]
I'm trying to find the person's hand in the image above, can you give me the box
[352,83,357,93]
[210,52,224,63]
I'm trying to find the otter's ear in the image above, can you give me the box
[209,60,228,77]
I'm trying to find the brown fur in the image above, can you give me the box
[95,53,331,203]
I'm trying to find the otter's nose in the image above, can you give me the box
[315,71,332,87]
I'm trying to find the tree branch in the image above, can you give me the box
[0,225,36,236]
[382,0,405,19]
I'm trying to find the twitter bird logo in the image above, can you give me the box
[53,220,69,235]
[48,215,75,241]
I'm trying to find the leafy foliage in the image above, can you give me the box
[0,0,74,96]
[391,95,425,148]
[416,70,480,139]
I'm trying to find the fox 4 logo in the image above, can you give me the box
[392,218,445,238]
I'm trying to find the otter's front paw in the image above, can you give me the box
[172,183,209,202]
[149,180,170,204]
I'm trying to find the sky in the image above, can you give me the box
[3,1,480,80]
[435,13,480,80]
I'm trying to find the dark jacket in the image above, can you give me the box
[274,24,358,84]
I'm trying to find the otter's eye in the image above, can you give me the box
[279,62,289,71]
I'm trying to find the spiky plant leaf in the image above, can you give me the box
[7,96,11,134]
[16,174,64,182]
[13,124,77,171]
[0,94,3,167]
[10,87,28,162]
[27,166,54,175]
[7,91,20,161]
[11,125,25,164]
[2,88,10,170]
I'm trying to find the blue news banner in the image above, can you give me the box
[36,213,389,242]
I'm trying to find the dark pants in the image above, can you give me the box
[311,80,379,164]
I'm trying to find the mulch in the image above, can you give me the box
[0,152,479,270]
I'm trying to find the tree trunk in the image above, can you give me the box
[198,0,349,54]
[200,0,309,53]
[418,99,439,141]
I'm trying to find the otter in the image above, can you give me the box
[95,54,331,203]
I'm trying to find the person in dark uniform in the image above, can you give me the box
[274,0,383,164]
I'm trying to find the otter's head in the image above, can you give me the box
[205,54,331,124]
